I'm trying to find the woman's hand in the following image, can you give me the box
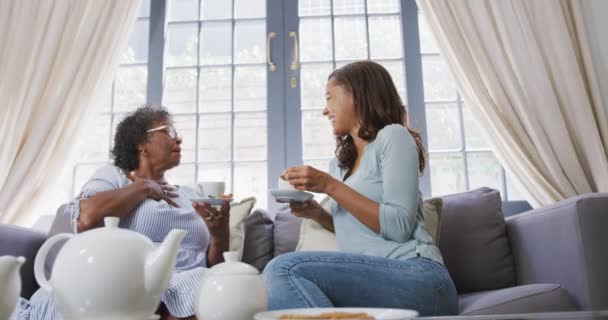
[193,200,230,239]
[289,199,323,220]
[129,171,179,207]
[282,165,337,194]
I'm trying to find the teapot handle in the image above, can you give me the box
[34,233,73,292]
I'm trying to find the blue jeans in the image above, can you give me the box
[262,251,458,316]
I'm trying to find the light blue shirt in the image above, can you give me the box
[328,124,444,264]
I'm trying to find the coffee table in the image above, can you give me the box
[419,310,608,320]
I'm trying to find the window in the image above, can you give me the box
[298,0,405,177]
[64,0,525,217]
[72,0,151,196]
[418,14,524,200]
[163,0,269,208]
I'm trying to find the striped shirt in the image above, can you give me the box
[11,165,210,319]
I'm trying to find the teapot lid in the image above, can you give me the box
[209,251,259,276]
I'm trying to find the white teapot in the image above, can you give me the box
[196,251,267,320]
[0,255,26,320]
[34,217,186,320]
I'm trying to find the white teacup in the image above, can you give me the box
[197,181,226,197]
[278,176,295,190]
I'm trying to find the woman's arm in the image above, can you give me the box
[77,180,151,232]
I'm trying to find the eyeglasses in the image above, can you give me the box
[146,125,179,141]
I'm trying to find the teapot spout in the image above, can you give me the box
[144,229,187,294]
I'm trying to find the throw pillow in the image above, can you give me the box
[295,197,338,251]
[241,209,274,271]
[228,197,257,259]
[422,197,443,244]
[273,204,303,257]
[438,187,515,293]
[295,196,444,251]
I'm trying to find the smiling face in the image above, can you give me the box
[323,77,359,137]
[140,119,182,171]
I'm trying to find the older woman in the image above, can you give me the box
[11,106,229,320]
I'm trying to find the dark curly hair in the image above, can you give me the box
[328,61,426,174]
[111,105,171,171]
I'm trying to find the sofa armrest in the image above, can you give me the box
[0,223,46,299]
[506,193,608,310]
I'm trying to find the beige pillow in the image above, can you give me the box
[295,197,443,251]
[295,197,338,251]
[228,197,257,258]
[422,197,443,244]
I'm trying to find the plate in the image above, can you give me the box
[254,307,418,320]
[270,189,314,203]
[188,197,231,206]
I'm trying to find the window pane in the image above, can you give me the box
[164,68,197,114]
[79,115,111,162]
[199,67,232,113]
[166,163,196,187]
[334,17,368,61]
[199,114,231,162]
[369,15,402,59]
[300,18,333,62]
[235,112,267,161]
[168,0,198,21]
[200,22,232,65]
[234,66,266,111]
[234,20,266,64]
[172,115,196,163]
[378,61,406,104]
[234,161,267,208]
[114,66,147,113]
[302,109,335,159]
[333,0,364,15]
[367,0,399,14]
[506,173,527,201]
[166,24,198,67]
[201,0,232,20]
[138,0,151,18]
[462,105,490,149]
[121,20,149,64]
[425,103,461,151]
[422,55,458,101]
[300,63,332,110]
[235,0,265,19]
[418,13,439,54]
[198,162,232,192]
[299,0,330,16]
[467,152,503,194]
[429,153,465,196]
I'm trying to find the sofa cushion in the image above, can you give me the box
[295,197,337,252]
[0,224,46,299]
[273,204,302,257]
[439,187,515,293]
[228,197,257,259]
[241,209,274,271]
[459,284,576,315]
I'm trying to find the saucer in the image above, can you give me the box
[188,197,231,206]
[270,189,314,203]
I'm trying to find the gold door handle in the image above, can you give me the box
[289,31,299,71]
[267,32,277,72]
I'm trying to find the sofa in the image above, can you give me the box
[1,188,607,315]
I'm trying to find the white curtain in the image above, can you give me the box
[0,0,140,224]
[417,0,608,207]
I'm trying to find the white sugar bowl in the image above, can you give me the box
[195,251,267,320]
